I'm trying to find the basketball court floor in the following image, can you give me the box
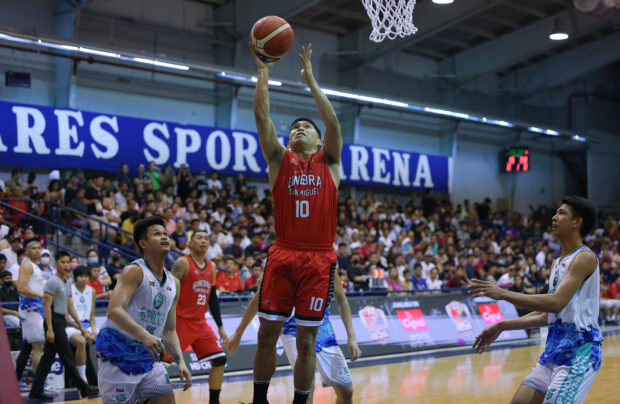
[41,331,620,404]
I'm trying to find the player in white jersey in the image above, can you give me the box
[470,196,601,404]
[95,216,191,404]
[66,265,97,381]
[15,238,46,374]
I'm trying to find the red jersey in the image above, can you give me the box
[272,149,337,251]
[176,255,216,321]
[88,278,104,295]
[216,272,244,292]
[604,282,619,300]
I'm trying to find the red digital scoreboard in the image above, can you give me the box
[502,147,529,173]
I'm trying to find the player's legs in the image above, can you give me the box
[542,360,599,403]
[294,325,319,393]
[281,334,318,403]
[254,318,284,382]
[315,345,353,404]
[511,385,545,404]
[20,309,45,371]
[135,362,174,403]
[516,362,553,404]
[31,341,44,372]
[187,319,228,403]
[70,333,87,367]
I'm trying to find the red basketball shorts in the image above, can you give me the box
[258,244,336,327]
[164,317,225,362]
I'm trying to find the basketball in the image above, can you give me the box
[251,15,294,61]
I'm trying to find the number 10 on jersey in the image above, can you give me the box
[295,200,309,218]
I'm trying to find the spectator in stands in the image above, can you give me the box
[497,266,516,287]
[46,179,64,205]
[87,265,111,300]
[7,248,25,280]
[411,264,428,291]
[0,235,22,269]
[244,263,263,291]
[86,249,112,288]
[444,266,468,289]
[4,168,22,193]
[39,249,56,282]
[207,170,222,193]
[223,233,244,259]
[359,233,377,261]
[0,270,20,328]
[336,243,351,273]
[206,233,224,261]
[421,251,436,280]
[0,254,6,274]
[216,257,244,293]
[146,161,162,192]
[386,266,402,292]
[239,255,255,284]
[401,269,413,290]
[69,187,92,234]
[133,163,150,190]
[427,267,443,290]
[244,231,266,260]
[535,244,549,268]
[421,188,436,218]
[120,210,139,246]
[176,163,194,201]
[169,218,187,249]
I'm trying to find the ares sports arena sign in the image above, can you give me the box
[0,100,450,192]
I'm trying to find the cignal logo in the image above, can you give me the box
[396,309,428,332]
[445,300,473,333]
[477,303,504,324]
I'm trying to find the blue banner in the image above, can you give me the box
[0,101,450,191]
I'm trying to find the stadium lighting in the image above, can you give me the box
[549,18,569,41]
[78,47,120,58]
[432,0,454,4]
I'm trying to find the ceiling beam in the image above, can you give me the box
[338,0,507,69]
[290,16,348,35]
[476,11,521,29]
[428,35,472,50]
[454,23,496,39]
[502,30,620,96]
[503,1,548,18]
[406,46,449,59]
[437,8,606,85]
[314,3,369,22]
[215,0,322,38]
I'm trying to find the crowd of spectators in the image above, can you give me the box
[1,164,620,306]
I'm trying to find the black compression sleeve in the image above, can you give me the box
[208,290,223,327]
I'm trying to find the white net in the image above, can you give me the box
[361,0,418,43]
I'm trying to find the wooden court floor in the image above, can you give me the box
[58,333,620,404]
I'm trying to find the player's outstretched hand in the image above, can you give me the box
[141,332,166,360]
[177,362,192,391]
[468,279,506,300]
[348,338,362,361]
[224,330,242,355]
[249,42,279,71]
[472,323,503,354]
[218,326,228,346]
[298,43,315,85]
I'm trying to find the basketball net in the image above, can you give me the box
[361,0,418,43]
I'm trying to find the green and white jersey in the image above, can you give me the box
[101,258,176,340]
[71,284,94,323]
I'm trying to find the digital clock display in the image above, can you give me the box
[502,147,529,172]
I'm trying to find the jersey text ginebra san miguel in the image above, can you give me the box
[176,255,216,321]
[272,149,337,251]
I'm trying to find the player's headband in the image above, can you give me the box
[290,117,322,140]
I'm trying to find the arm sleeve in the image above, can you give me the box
[208,290,223,327]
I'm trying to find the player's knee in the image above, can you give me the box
[257,326,281,346]
[211,355,227,367]
[74,335,86,348]
[296,335,317,356]
[336,385,353,402]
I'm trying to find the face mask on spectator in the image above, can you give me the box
[40,256,50,265]
[88,257,98,265]
[70,262,79,269]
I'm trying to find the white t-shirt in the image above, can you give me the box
[427,278,443,290]
[0,248,18,269]
[206,244,223,260]
[497,273,514,286]
[535,251,546,268]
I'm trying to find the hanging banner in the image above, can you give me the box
[0,100,450,191]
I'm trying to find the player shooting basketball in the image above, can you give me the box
[249,41,343,404]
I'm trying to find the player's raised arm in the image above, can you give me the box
[299,44,342,165]
[250,43,286,167]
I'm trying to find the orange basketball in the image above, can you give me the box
[251,16,294,61]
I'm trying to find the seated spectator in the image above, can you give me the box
[0,270,20,328]
[216,257,243,293]
[206,234,224,261]
[244,263,263,291]
[39,249,56,282]
[88,265,111,300]
[86,249,112,288]
[336,243,351,273]
[244,231,266,260]
[444,266,468,289]
[401,269,413,290]
[497,266,516,287]
[427,268,443,290]
[0,235,22,269]
[7,248,25,280]
[169,219,187,250]
[411,264,428,291]
[0,254,6,274]
[347,254,368,291]
[386,266,402,292]
[106,250,123,289]
[223,233,244,259]
[239,256,255,284]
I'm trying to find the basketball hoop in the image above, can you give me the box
[361,0,418,43]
